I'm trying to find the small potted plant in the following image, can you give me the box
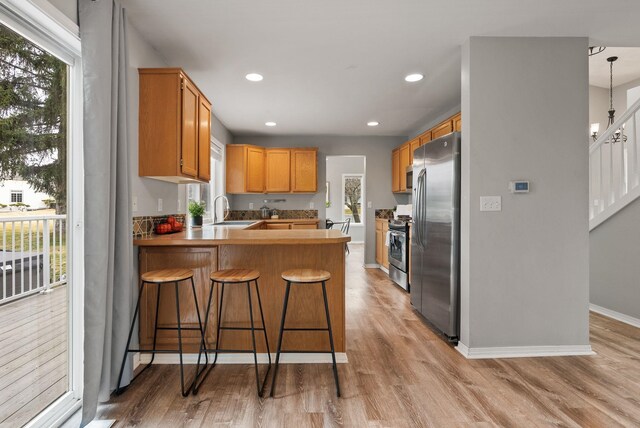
[188,200,206,227]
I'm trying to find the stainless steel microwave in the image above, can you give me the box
[406,166,413,190]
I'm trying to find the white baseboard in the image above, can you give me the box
[363,264,380,269]
[590,303,640,328]
[137,352,348,366]
[350,240,364,244]
[456,342,594,359]
[380,266,389,274]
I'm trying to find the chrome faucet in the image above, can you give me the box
[213,195,230,224]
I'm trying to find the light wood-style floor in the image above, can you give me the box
[97,244,640,427]
[0,286,68,427]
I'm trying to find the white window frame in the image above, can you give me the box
[0,1,84,426]
[185,138,225,224]
[341,173,365,224]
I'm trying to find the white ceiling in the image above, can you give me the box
[589,47,640,88]
[123,0,640,136]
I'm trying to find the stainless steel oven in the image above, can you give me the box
[388,220,409,291]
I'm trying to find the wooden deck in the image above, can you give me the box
[0,285,67,427]
[96,244,640,427]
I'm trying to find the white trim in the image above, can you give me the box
[138,352,348,365]
[455,343,594,359]
[24,393,81,428]
[349,240,364,244]
[364,263,380,268]
[590,303,640,328]
[341,173,365,224]
[380,266,389,274]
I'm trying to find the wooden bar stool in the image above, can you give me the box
[115,268,208,397]
[270,269,341,398]
[192,269,271,397]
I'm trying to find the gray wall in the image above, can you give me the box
[326,156,366,242]
[460,37,590,349]
[231,135,407,264]
[589,77,640,135]
[590,197,640,320]
[44,0,77,24]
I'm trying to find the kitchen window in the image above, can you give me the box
[186,138,225,223]
[342,174,364,224]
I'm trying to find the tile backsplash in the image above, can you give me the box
[375,209,395,219]
[133,214,186,238]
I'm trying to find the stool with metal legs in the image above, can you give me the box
[270,268,341,398]
[192,269,271,397]
[115,268,208,397]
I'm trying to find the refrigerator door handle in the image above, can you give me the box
[416,169,426,250]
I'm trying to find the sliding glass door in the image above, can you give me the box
[0,2,82,426]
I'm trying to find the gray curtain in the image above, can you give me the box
[78,0,133,425]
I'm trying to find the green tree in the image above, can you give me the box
[0,24,67,213]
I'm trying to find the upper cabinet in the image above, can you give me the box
[226,145,317,194]
[265,149,291,192]
[392,112,460,193]
[138,68,212,183]
[291,148,318,193]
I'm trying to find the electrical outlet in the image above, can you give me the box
[177,199,182,213]
[249,203,254,209]
[132,197,138,212]
[310,202,315,209]
[157,198,163,212]
[480,196,501,212]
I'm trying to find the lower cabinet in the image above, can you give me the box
[375,219,389,269]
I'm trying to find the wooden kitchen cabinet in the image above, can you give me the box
[375,219,390,269]
[453,112,462,132]
[138,68,212,183]
[399,143,410,192]
[419,130,432,146]
[375,220,384,264]
[432,119,453,140]
[226,145,265,193]
[291,148,317,193]
[265,149,291,192]
[226,145,317,194]
[392,149,400,192]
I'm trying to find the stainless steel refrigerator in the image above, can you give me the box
[410,132,461,341]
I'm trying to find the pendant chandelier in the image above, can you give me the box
[591,56,627,144]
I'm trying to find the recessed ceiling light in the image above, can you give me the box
[405,73,424,82]
[265,121,277,127]
[245,73,263,82]
[367,121,379,127]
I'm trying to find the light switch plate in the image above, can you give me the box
[310,202,315,209]
[367,201,372,208]
[157,198,163,212]
[132,197,138,212]
[249,203,254,209]
[480,196,501,212]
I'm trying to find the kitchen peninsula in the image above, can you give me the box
[133,222,350,357]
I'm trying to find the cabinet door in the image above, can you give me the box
[291,149,317,192]
[432,120,453,140]
[382,222,389,268]
[399,144,410,191]
[181,78,199,178]
[197,97,211,182]
[419,131,432,146]
[266,223,291,230]
[245,146,265,192]
[265,149,291,192]
[409,138,420,165]
[453,113,462,132]
[392,149,400,192]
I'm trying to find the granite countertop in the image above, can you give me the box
[134,220,348,246]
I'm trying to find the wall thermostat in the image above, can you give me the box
[509,180,530,193]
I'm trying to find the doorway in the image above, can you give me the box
[325,156,366,264]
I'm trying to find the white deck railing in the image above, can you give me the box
[0,215,66,305]
[590,96,640,230]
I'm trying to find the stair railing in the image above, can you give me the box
[589,96,640,230]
